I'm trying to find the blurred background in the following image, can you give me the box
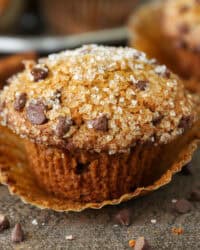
[0,0,143,54]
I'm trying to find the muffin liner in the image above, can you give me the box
[128,1,200,95]
[0,125,199,212]
[41,0,138,34]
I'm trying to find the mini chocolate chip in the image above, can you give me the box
[0,101,5,113]
[178,24,190,34]
[134,237,151,250]
[11,223,24,243]
[26,101,47,125]
[189,189,200,201]
[175,40,188,49]
[31,65,49,82]
[180,162,192,175]
[14,93,27,111]
[89,115,108,131]
[114,208,132,226]
[174,199,193,214]
[0,214,10,232]
[136,80,148,91]
[178,116,191,130]
[55,116,73,137]
[179,5,190,13]
[152,114,164,126]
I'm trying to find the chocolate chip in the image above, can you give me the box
[189,189,200,201]
[152,114,164,126]
[26,101,47,125]
[11,223,24,243]
[179,5,190,13]
[178,116,191,130]
[0,214,10,232]
[164,69,171,78]
[14,93,27,111]
[31,65,49,82]
[178,24,190,34]
[114,208,132,226]
[175,40,188,49]
[174,199,193,214]
[0,101,5,113]
[55,116,73,137]
[136,80,148,91]
[134,237,151,250]
[89,115,108,131]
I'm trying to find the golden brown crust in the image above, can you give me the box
[0,45,197,154]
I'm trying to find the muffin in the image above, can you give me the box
[0,45,198,209]
[40,0,138,34]
[128,0,200,94]
[0,0,25,33]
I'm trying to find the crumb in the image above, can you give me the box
[150,219,157,224]
[65,235,74,240]
[32,219,38,225]
[129,239,136,248]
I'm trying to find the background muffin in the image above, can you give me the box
[40,0,138,34]
[129,0,200,93]
[0,45,197,205]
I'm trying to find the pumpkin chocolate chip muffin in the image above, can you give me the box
[129,0,200,94]
[0,45,198,205]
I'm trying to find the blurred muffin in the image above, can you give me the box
[0,45,198,205]
[40,0,138,34]
[129,0,200,94]
[0,0,25,33]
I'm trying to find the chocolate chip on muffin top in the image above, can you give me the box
[0,45,197,154]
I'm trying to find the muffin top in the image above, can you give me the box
[0,45,196,154]
[162,0,200,52]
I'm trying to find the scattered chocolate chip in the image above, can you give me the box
[114,208,132,226]
[189,189,200,201]
[180,162,192,175]
[75,162,89,175]
[152,114,164,126]
[55,116,73,137]
[11,223,24,243]
[26,101,47,125]
[178,23,190,34]
[134,237,151,250]
[0,214,10,232]
[136,80,148,91]
[179,5,190,13]
[14,93,27,111]
[31,65,49,82]
[174,199,193,214]
[89,115,108,131]
[178,116,191,130]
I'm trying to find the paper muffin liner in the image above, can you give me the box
[128,1,200,95]
[0,125,199,212]
[41,0,138,34]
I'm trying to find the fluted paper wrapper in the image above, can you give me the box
[0,125,199,212]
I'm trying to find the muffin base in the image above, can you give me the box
[0,125,199,211]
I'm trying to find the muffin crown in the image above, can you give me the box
[162,0,200,52]
[0,45,196,153]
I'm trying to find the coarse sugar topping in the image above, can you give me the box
[0,45,197,153]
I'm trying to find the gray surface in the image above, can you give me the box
[0,149,199,250]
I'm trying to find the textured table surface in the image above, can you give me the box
[0,149,199,250]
